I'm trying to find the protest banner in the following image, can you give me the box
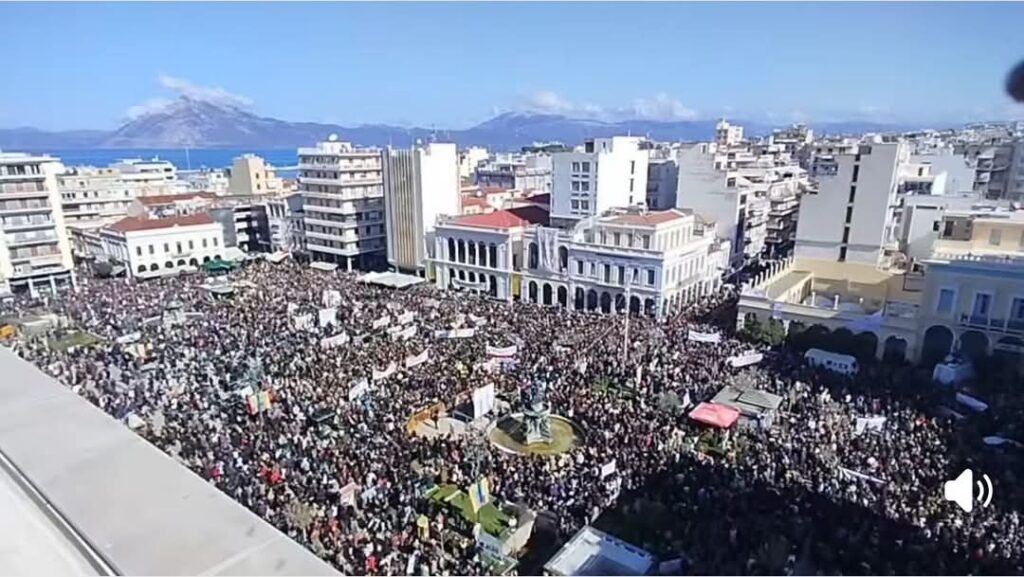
[405,350,429,368]
[727,351,764,368]
[320,333,350,349]
[372,316,391,330]
[486,344,517,358]
[688,329,722,344]
[318,307,338,328]
[373,362,397,382]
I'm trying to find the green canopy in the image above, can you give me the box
[202,259,236,273]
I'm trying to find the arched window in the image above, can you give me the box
[558,246,569,270]
[165,261,174,269]
[447,238,456,262]
[468,242,477,265]
[137,265,147,274]
[150,263,159,272]
[489,244,498,268]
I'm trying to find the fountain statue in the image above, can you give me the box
[522,383,553,445]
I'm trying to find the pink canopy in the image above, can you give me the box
[688,402,740,429]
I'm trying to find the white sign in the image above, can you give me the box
[405,350,429,368]
[472,383,496,418]
[727,351,764,368]
[469,314,488,326]
[372,316,391,330]
[321,289,342,308]
[115,332,141,345]
[392,325,416,341]
[475,529,504,558]
[397,311,416,325]
[838,466,886,485]
[373,362,397,382]
[486,344,517,358]
[292,314,314,331]
[320,333,350,349]
[318,307,338,328]
[854,416,887,436]
[452,328,475,338]
[600,460,617,479]
[687,329,722,344]
[348,379,370,401]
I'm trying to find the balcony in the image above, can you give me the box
[1,219,55,232]
[304,217,359,229]
[298,176,381,187]
[959,314,1024,335]
[6,233,60,247]
[0,171,46,181]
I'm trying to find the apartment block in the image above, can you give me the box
[550,137,648,223]
[0,153,74,296]
[298,137,387,271]
[228,154,283,196]
[382,142,459,274]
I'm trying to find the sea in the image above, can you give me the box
[25,148,300,176]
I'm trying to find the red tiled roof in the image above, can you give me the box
[605,209,689,226]
[461,196,489,208]
[451,205,549,230]
[137,192,217,206]
[107,213,215,233]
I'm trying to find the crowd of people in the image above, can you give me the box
[3,258,1022,576]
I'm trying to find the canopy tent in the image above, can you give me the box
[544,526,655,577]
[309,261,338,272]
[201,259,236,273]
[688,402,740,429]
[359,271,426,289]
[711,385,783,429]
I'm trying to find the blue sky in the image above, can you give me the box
[2,2,1022,130]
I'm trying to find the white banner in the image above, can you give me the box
[688,329,722,344]
[838,466,886,485]
[397,311,415,325]
[115,332,141,345]
[321,289,342,309]
[486,344,518,358]
[405,350,429,368]
[292,314,314,331]
[286,302,298,315]
[451,314,466,329]
[348,379,369,401]
[727,352,764,368]
[372,316,391,330]
[854,416,887,436]
[600,460,617,479]
[472,383,496,418]
[320,333,350,349]
[469,314,488,326]
[452,328,475,338]
[318,307,338,328]
[373,362,398,382]
[392,325,416,341]
[452,277,487,291]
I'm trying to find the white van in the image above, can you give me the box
[804,348,859,375]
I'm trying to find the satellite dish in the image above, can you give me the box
[328,134,339,142]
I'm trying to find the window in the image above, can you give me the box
[629,160,635,175]
[572,181,580,192]
[642,235,651,249]
[936,288,956,314]
[571,162,581,172]
[589,262,597,276]
[571,200,580,210]
[136,246,142,256]
[580,200,589,210]
[213,237,219,247]
[629,179,634,193]
[617,266,625,285]
[603,264,611,283]
[148,244,154,255]
[581,162,590,173]
[989,228,1002,246]
[972,292,992,317]
[163,243,170,253]
[932,221,940,232]
[176,242,183,254]
[646,269,655,285]
[581,181,590,192]
[943,220,954,237]
[576,260,584,275]
[613,232,621,246]
[1010,297,1024,321]
[203,238,208,248]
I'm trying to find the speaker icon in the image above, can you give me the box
[944,469,993,513]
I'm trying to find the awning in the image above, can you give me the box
[201,259,235,272]
[266,251,289,264]
[688,402,740,429]
[223,247,246,262]
[359,271,426,289]
[310,261,338,272]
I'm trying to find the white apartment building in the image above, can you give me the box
[795,141,908,265]
[298,137,387,271]
[58,159,179,228]
[98,213,226,279]
[521,209,728,317]
[675,142,805,267]
[0,153,74,296]
[646,158,679,210]
[228,154,283,196]
[382,142,459,274]
[959,140,1024,201]
[715,120,744,147]
[184,168,230,195]
[550,137,648,223]
[430,206,550,301]
[474,153,553,193]
[458,146,489,179]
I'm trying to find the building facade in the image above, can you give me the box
[795,141,908,265]
[228,154,283,196]
[98,214,226,279]
[382,142,459,274]
[646,158,679,210]
[298,138,387,271]
[521,209,728,318]
[0,153,74,296]
[266,193,306,253]
[550,137,648,223]
[58,159,179,228]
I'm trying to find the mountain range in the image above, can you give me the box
[0,97,922,151]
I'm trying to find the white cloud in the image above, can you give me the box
[158,74,253,108]
[123,75,254,120]
[518,90,698,121]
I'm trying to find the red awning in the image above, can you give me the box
[688,402,740,429]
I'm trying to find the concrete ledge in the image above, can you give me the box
[0,347,338,576]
